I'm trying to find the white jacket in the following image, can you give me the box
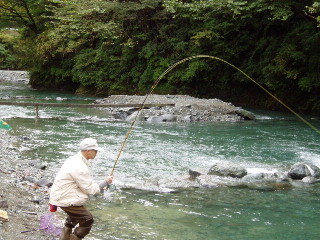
[49,152,101,207]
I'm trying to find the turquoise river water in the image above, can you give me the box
[0,81,320,240]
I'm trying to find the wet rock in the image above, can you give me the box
[235,109,256,120]
[196,175,224,188]
[288,163,320,180]
[208,162,247,178]
[188,169,202,180]
[147,114,176,123]
[241,172,292,190]
[20,136,31,141]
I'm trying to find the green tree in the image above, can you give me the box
[32,0,166,94]
[0,0,46,69]
[0,0,45,35]
[25,0,320,114]
[306,1,320,26]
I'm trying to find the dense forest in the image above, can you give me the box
[1,0,320,114]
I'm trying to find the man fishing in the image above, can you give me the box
[49,138,113,240]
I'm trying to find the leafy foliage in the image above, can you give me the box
[1,0,320,114]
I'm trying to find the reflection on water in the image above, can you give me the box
[1,82,320,239]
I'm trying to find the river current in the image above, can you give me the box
[1,81,320,240]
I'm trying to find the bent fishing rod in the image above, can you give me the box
[109,55,320,177]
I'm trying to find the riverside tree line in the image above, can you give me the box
[0,0,320,114]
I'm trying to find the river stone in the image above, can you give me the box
[288,163,320,180]
[208,162,247,178]
[36,178,53,187]
[30,196,40,204]
[28,160,47,170]
[0,200,8,209]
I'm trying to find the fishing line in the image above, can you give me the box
[110,54,320,176]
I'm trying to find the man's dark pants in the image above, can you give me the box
[60,206,94,238]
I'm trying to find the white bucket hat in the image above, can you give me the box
[80,138,103,151]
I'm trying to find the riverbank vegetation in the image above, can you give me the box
[1,0,320,114]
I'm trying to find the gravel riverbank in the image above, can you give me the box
[96,94,255,122]
[0,130,53,240]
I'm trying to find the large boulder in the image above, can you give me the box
[235,109,256,120]
[208,162,247,178]
[288,163,320,180]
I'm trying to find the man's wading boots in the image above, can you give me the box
[70,233,82,240]
[59,226,72,240]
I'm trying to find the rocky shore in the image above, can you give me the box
[0,70,29,83]
[0,130,53,240]
[96,94,255,122]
